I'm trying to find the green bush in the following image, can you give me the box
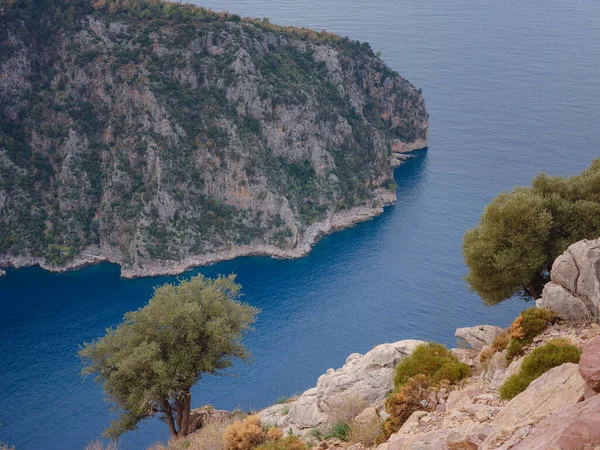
[499,340,581,399]
[325,422,351,441]
[394,343,471,388]
[255,436,309,450]
[506,308,557,360]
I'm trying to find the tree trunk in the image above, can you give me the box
[161,399,178,438]
[177,389,192,437]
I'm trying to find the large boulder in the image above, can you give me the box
[579,335,600,393]
[537,238,600,322]
[455,326,503,350]
[510,394,600,450]
[260,340,424,434]
[481,363,587,449]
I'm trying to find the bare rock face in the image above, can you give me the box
[537,238,600,322]
[260,340,424,435]
[455,326,504,350]
[481,363,587,449]
[510,394,600,450]
[579,335,600,393]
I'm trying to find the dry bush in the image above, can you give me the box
[349,411,383,446]
[507,308,557,359]
[492,330,511,352]
[84,441,119,450]
[328,394,368,424]
[266,427,284,441]
[384,374,431,437]
[166,415,238,450]
[223,415,267,450]
[478,346,495,367]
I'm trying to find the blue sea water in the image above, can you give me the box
[1,0,600,448]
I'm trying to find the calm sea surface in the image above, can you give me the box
[1,1,599,448]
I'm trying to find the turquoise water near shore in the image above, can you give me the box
[1,0,600,448]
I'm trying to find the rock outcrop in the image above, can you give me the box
[480,363,587,449]
[537,238,600,322]
[580,335,600,394]
[455,325,503,350]
[0,0,428,278]
[510,394,600,450]
[260,340,424,435]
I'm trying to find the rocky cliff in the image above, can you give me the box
[0,0,428,277]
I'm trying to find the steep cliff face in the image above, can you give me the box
[0,0,428,276]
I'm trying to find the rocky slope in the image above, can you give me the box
[254,239,600,450]
[0,0,428,277]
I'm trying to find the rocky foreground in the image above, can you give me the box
[174,238,600,450]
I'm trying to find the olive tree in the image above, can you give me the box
[463,158,600,305]
[79,274,259,440]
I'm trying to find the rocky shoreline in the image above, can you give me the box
[0,185,407,279]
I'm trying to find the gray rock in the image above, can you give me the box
[510,394,600,450]
[481,363,587,449]
[537,238,600,322]
[455,325,504,350]
[260,340,424,435]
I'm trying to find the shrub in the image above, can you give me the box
[325,422,351,441]
[328,395,367,424]
[266,428,284,441]
[492,330,511,352]
[479,330,511,371]
[499,340,582,399]
[394,343,471,388]
[349,411,383,445]
[384,374,431,436]
[254,436,309,450]
[506,308,557,360]
[223,415,267,450]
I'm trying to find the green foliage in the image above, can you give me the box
[385,343,471,437]
[463,158,600,305]
[0,0,426,267]
[394,342,471,388]
[500,340,581,399]
[255,436,309,450]
[506,308,557,360]
[79,275,259,439]
[325,422,351,441]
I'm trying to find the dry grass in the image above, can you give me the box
[266,427,283,441]
[166,415,238,450]
[223,415,267,450]
[492,330,511,352]
[84,441,119,450]
[349,411,383,446]
[328,394,368,424]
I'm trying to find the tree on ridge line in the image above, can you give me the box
[463,158,600,305]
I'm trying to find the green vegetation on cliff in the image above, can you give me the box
[0,0,428,272]
[463,158,600,305]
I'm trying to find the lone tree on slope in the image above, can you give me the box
[79,274,259,440]
[462,158,600,305]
